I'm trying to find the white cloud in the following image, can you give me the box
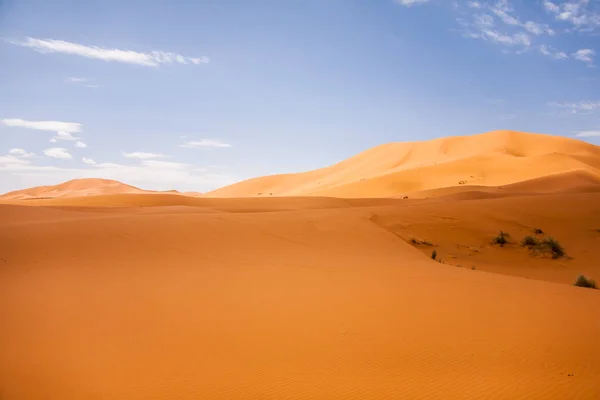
[523,21,554,36]
[65,77,101,88]
[82,157,96,165]
[140,160,188,169]
[574,130,600,137]
[572,48,595,63]
[476,29,531,47]
[8,37,210,67]
[75,141,87,148]
[491,8,519,26]
[65,77,87,83]
[0,156,239,194]
[0,154,31,165]
[548,101,600,114]
[181,139,232,149]
[467,1,482,8]
[1,118,81,133]
[50,130,80,142]
[9,148,35,157]
[123,151,166,159]
[539,44,568,59]
[43,148,72,159]
[547,1,600,31]
[543,1,560,14]
[394,0,431,6]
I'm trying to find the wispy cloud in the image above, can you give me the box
[394,0,431,6]
[573,130,600,137]
[539,44,568,59]
[548,100,600,114]
[0,154,31,165]
[181,139,232,149]
[546,1,600,32]
[1,118,81,133]
[50,130,80,142]
[404,0,595,61]
[65,76,101,88]
[0,156,238,193]
[572,48,595,63]
[140,160,189,169]
[542,1,560,14]
[8,37,210,67]
[123,151,166,159]
[9,148,35,158]
[65,77,88,84]
[74,141,87,148]
[43,148,72,159]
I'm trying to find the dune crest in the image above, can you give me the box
[205,130,600,198]
[0,178,148,200]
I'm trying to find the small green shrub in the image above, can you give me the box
[492,231,509,246]
[431,250,437,260]
[539,237,565,259]
[521,235,539,247]
[574,275,597,289]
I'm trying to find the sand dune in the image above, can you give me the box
[1,193,600,399]
[206,130,600,198]
[0,178,146,200]
[2,130,600,399]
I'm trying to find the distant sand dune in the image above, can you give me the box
[205,130,600,198]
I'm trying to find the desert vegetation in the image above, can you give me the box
[574,275,597,289]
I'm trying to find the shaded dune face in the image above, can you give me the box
[204,130,600,198]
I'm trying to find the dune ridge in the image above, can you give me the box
[0,178,146,200]
[206,130,600,198]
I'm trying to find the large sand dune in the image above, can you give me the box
[1,130,600,399]
[206,130,600,198]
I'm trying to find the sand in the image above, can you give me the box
[1,130,600,399]
[205,130,600,198]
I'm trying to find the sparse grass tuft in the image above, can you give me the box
[521,235,539,247]
[431,250,437,260]
[539,237,565,259]
[492,231,509,247]
[574,275,597,289]
[410,238,433,246]
[533,228,544,235]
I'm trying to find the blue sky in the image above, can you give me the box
[1,0,599,193]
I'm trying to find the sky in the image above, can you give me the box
[1,0,599,193]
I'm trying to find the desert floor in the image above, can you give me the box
[1,191,600,399]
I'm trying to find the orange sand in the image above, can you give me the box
[206,130,600,198]
[1,130,600,399]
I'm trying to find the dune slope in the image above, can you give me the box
[206,130,600,198]
[0,178,146,200]
[1,197,600,399]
